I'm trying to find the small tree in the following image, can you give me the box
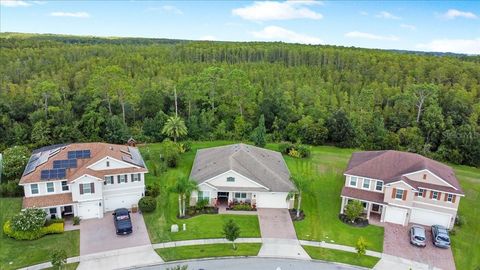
[223,219,240,250]
[251,114,266,147]
[289,175,308,218]
[345,200,364,223]
[51,249,67,269]
[162,115,188,142]
[2,145,30,182]
[356,237,367,256]
[169,176,198,217]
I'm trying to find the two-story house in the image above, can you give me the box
[19,143,148,220]
[340,150,464,229]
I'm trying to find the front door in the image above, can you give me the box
[217,192,229,204]
[372,204,380,212]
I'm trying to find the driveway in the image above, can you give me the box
[80,211,151,255]
[383,223,456,270]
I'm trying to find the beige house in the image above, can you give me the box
[340,150,464,229]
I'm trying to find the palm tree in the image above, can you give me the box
[162,115,188,142]
[290,175,308,218]
[170,176,198,217]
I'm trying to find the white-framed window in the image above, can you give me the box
[375,181,383,191]
[61,181,69,191]
[234,192,247,199]
[31,184,39,195]
[349,176,357,187]
[104,176,114,185]
[363,178,371,189]
[432,191,439,200]
[117,174,127,184]
[82,183,92,194]
[227,177,235,182]
[198,191,210,201]
[131,173,141,182]
[417,188,425,197]
[446,194,454,203]
[395,189,404,200]
[46,182,54,193]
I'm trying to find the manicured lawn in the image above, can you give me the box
[0,198,80,270]
[450,164,480,270]
[303,245,380,268]
[140,141,260,243]
[45,262,79,270]
[156,243,261,261]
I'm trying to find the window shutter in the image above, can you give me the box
[124,174,127,183]
[138,173,141,182]
[391,188,396,199]
[444,194,448,201]
[452,195,456,203]
[117,175,121,184]
[80,184,84,195]
[429,191,433,199]
[437,192,441,200]
[91,183,95,193]
[402,190,407,200]
[423,190,426,198]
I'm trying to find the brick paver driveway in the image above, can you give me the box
[383,223,456,270]
[80,212,151,255]
[257,208,297,239]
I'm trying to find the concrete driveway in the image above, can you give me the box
[383,223,456,270]
[80,212,151,255]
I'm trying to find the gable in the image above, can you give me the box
[87,156,138,171]
[403,170,455,189]
[205,170,267,189]
[387,181,415,190]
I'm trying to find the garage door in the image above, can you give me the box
[410,208,451,228]
[384,206,408,225]
[104,194,142,212]
[78,201,101,219]
[256,192,288,208]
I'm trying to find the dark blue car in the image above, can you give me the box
[113,208,133,235]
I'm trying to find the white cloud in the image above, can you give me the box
[376,11,401,20]
[400,23,416,30]
[50,11,90,18]
[232,1,323,21]
[252,25,322,44]
[345,31,399,41]
[0,0,31,7]
[359,11,368,16]
[417,38,480,55]
[442,9,477,20]
[199,35,217,41]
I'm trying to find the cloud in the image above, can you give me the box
[442,9,477,20]
[0,0,31,7]
[359,11,368,16]
[400,24,416,30]
[146,5,183,14]
[252,25,322,44]
[417,38,480,55]
[345,31,399,41]
[376,11,401,20]
[199,35,217,41]
[50,12,90,18]
[232,1,323,21]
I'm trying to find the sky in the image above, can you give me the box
[1,0,479,54]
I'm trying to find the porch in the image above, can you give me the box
[214,191,257,209]
[45,204,75,220]
[340,196,385,222]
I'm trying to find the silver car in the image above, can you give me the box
[410,225,426,247]
[432,225,451,248]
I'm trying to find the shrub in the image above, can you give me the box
[195,198,209,211]
[11,208,47,232]
[232,204,252,211]
[296,145,311,158]
[51,249,67,269]
[45,218,64,226]
[181,141,192,152]
[160,141,181,168]
[455,215,464,227]
[0,180,24,197]
[73,216,81,226]
[345,200,364,223]
[3,220,63,240]
[146,183,161,198]
[356,237,367,256]
[288,148,301,158]
[139,196,157,213]
[278,142,294,154]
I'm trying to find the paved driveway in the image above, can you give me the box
[80,212,151,255]
[257,208,297,239]
[383,223,456,270]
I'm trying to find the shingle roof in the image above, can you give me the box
[23,193,73,208]
[190,143,295,192]
[20,143,147,185]
[345,150,462,194]
[341,186,385,204]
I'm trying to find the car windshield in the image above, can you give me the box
[116,215,130,221]
[438,235,450,242]
[413,227,425,237]
[415,236,425,241]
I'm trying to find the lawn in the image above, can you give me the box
[140,141,260,243]
[0,198,80,270]
[303,245,380,268]
[155,243,261,261]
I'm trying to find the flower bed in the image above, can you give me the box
[227,203,256,211]
[3,220,64,240]
[338,214,369,227]
[180,206,219,219]
[289,209,305,221]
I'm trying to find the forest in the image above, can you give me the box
[0,32,479,167]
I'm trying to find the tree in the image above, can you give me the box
[410,84,437,123]
[51,249,67,269]
[2,145,30,182]
[345,200,363,223]
[162,115,188,142]
[33,80,60,119]
[289,175,308,218]
[31,121,52,147]
[251,114,266,147]
[327,110,355,147]
[356,237,367,256]
[11,208,47,232]
[170,176,198,217]
[105,115,129,144]
[223,219,240,250]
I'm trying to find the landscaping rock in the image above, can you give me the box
[171,224,179,232]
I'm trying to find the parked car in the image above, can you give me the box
[431,225,450,248]
[410,225,426,247]
[113,208,132,235]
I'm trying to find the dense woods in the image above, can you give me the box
[1,33,479,167]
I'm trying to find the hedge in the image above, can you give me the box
[138,196,157,213]
[3,220,64,240]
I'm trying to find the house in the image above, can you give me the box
[19,143,148,220]
[340,150,464,229]
[189,143,295,209]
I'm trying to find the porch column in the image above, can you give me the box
[340,197,346,214]
[366,202,371,220]
[57,206,62,219]
[380,205,386,222]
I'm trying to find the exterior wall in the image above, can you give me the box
[71,175,103,202]
[412,190,460,209]
[88,157,136,170]
[23,180,71,197]
[191,184,217,206]
[405,170,453,187]
[383,181,414,207]
[206,170,266,189]
[344,175,384,193]
[103,173,145,197]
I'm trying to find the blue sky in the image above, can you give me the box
[1,0,479,54]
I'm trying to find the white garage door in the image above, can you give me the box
[78,201,101,219]
[104,194,142,212]
[384,206,408,225]
[256,192,288,208]
[410,208,451,228]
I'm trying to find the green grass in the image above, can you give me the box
[0,198,80,270]
[155,243,261,261]
[303,245,380,268]
[140,141,260,243]
[45,262,79,270]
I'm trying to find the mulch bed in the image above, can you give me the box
[290,209,306,221]
[177,207,219,219]
[338,214,369,227]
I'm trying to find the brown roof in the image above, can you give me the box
[341,187,385,204]
[401,177,464,195]
[23,193,73,208]
[20,143,147,184]
[344,150,462,193]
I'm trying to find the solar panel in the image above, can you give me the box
[67,150,91,159]
[41,170,49,180]
[40,168,67,180]
[53,159,78,169]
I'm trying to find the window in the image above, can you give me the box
[131,173,141,182]
[423,174,427,180]
[104,176,114,185]
[117,174,127,184]
[198,191,210,201]
[234,192,247,199]
[31,184,39,195]
[227,177,235,182]
[49,207,57,214]
[47,182,54,193]
[395,189,404,200]
[82,183,92,194]
[61,181,69,191]
[375,181,383,191]
[106,161,110,167]
[417,188,425,197]
[446,194,454,203]
[349,176,357,187]
[432,191,439,200]
[363,179,371,189]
